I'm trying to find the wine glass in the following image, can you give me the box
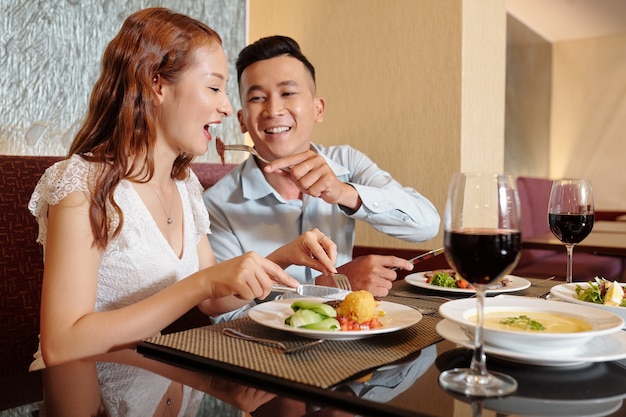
[547,179,594,284]
[439,172,522,397]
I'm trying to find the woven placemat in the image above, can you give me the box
[140,278,557,389]
[142,299,442,389]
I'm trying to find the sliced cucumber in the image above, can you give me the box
[285,309,325,328]
[301,318,340,331]
[290,300,337,318]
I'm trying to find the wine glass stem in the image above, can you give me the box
[471,400,484,417]
[565,244,574,284]
[470,285,489,383]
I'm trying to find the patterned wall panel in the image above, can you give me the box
[0,0,246,163]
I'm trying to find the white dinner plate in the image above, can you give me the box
[550,282,626,322]
[438,295,624,353]
[404,272,531,294]
[248,297,422,340]
[436,319,626,367]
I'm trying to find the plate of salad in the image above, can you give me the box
[404,270,531,294]
[550,278,626,321]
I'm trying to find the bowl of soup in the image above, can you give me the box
[439,295,624,353]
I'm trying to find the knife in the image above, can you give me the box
[271,284,351,300]
[393,247,445,270]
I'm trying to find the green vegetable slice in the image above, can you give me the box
[285,309,325,328]
[301,318,340,331]
[290,300,337,317]
[499,315,545,331]
[575,277,604,304]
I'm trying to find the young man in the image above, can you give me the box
[204,35,440,298]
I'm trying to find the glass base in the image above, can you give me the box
[439,368,517,397]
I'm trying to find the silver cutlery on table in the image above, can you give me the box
[535,276,557,299]
[222,328,324,354]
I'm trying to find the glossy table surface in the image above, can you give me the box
[3,278,626,417]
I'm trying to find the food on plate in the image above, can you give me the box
[284,300,340,330]
[284,291,386,332]
[424,269,513,290]
[424,269,475,290]
[604,282,624,306]
[335,290,384,331]
[469,311,593,333]
[576,277,626,307]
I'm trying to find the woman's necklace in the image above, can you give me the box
[147,181,174,225]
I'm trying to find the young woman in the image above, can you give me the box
[29,7,337,370]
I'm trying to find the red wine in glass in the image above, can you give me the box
[548,213,594,244]
[445,229,522,285]
[439,172,521,398]
[547,179,594,284]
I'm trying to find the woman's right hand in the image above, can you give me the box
[266,228,337,275]
[202,252,299,300]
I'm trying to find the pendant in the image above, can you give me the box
[167,217,173,224]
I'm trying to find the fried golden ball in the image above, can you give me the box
[336,290,377,324]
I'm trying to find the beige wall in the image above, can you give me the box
[248,0,507,249]
[505,16,626,210]
[551,33,626,210]
[504,14,552,178]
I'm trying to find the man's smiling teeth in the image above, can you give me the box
[265,126,290,134]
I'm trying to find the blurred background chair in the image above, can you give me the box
[0,155,62,378]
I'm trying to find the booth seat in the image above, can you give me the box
[0,154,236,377]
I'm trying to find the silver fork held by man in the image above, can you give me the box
[222,144,291,172]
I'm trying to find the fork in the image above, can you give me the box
[332,274,352,291]
[222,328,324,354]
[220,143,291,172]
[534,276,557,299]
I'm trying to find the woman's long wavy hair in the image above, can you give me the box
[69,8,222,249]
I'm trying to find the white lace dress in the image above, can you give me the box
[28,155,210,416]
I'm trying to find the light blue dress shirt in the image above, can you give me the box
[204,143,440,285]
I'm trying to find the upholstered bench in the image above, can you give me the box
[0,155,236,377]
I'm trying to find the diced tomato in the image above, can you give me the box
[338,315,384,331]
[456,277,475,290]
